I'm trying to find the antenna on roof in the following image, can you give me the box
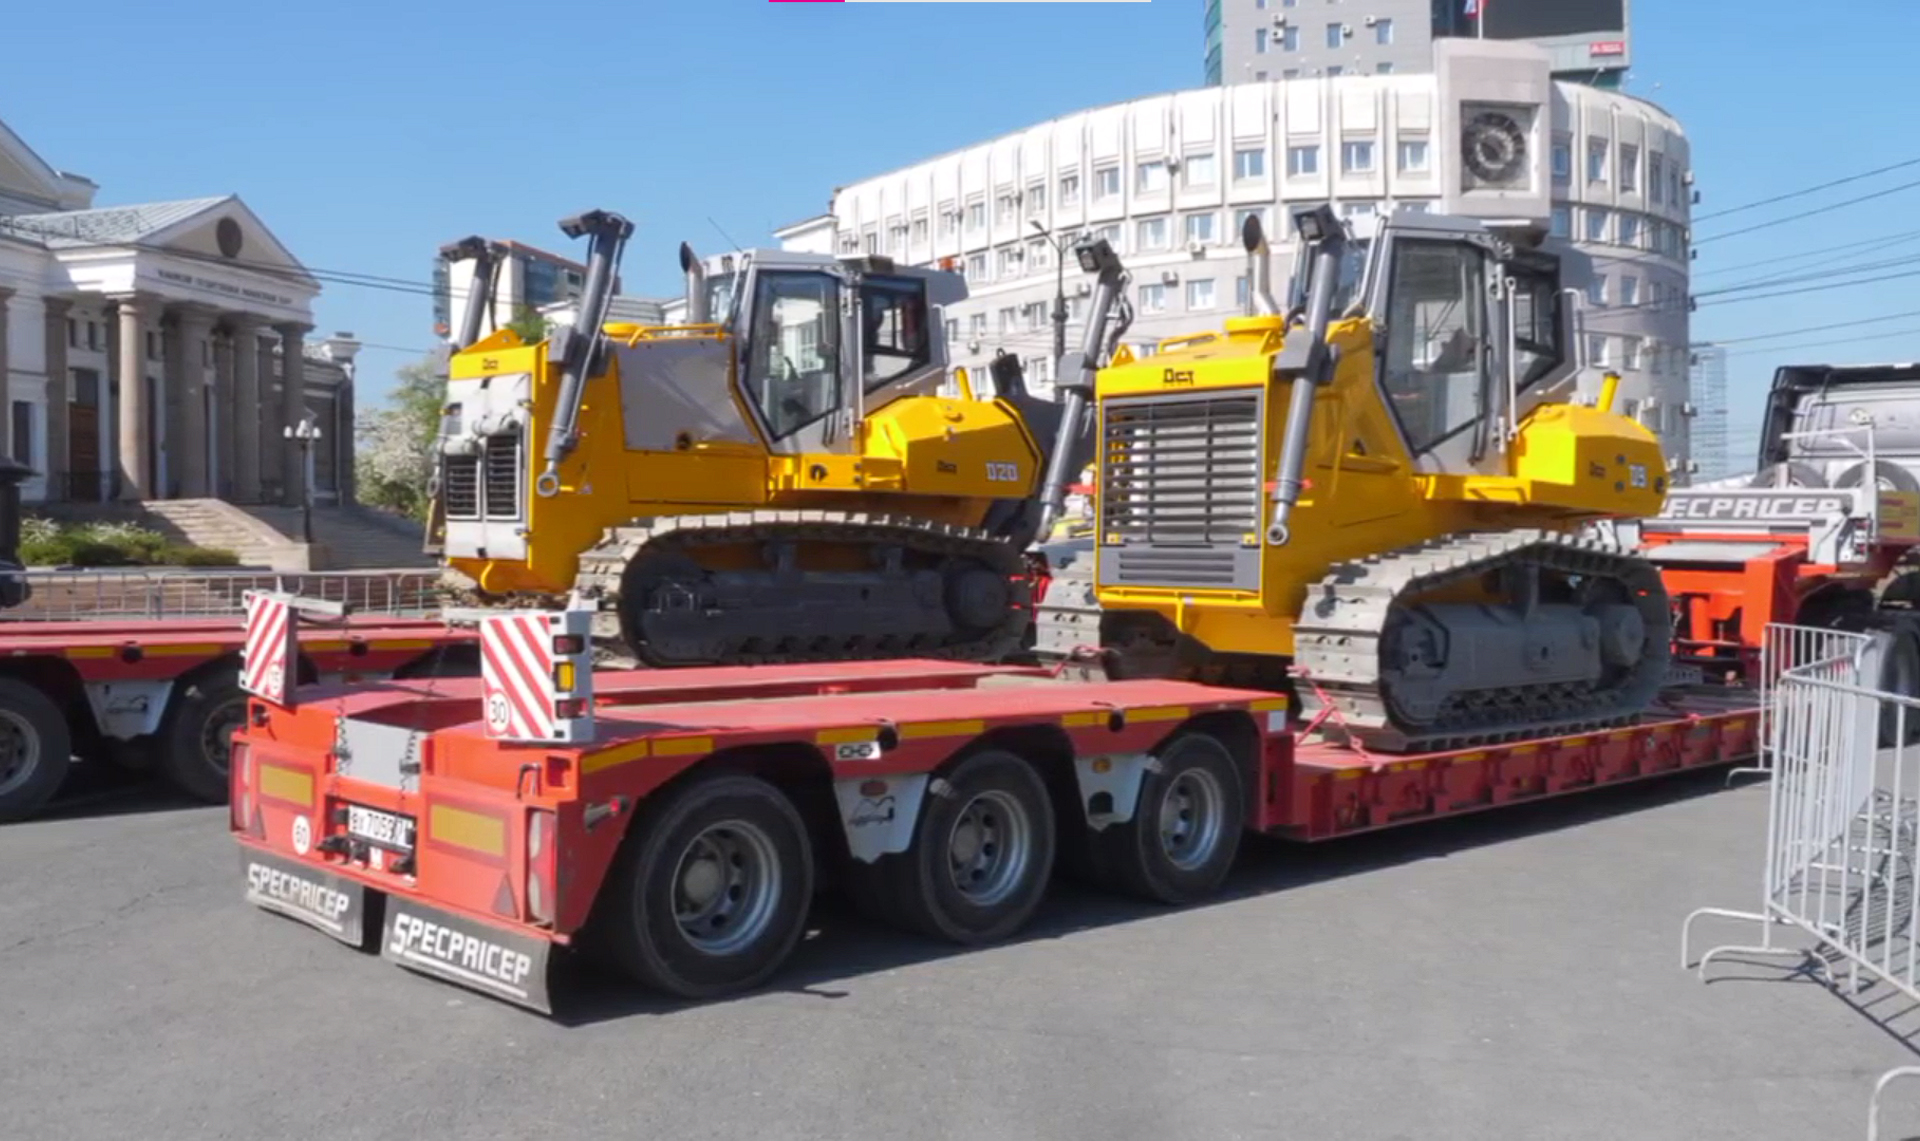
[707,215,745,254]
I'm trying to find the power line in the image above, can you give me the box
[1693,227,1920,279]
[1693,155,1920,223]
[1699,307,1920,346]
[1724,325,1920,360]
[1694,176,1920,245]
[1695,266,1920,306]
[1694,253,1920,299]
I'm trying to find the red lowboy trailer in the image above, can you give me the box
[228,595,1759,1014]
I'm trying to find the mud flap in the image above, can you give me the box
[379,899,553,1014]
[240,847,367,948]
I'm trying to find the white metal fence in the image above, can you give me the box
[1682,623,1920,1139]
[0,568,447,623]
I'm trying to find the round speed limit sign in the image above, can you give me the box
[485,691,512,733]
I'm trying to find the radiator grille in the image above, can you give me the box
[483,432,521,520]
[443,455,481,519]
[1100,392,1262,545]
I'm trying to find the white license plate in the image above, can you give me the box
[347,804,416,852]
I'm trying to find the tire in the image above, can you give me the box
[1836,461,1920,495]
[601,773,814,1000]
[1749,462,1826,489]
[856,748,1056,945]
[1088,731,1246,906]
[0,678,74,824]
[158,672,247,804]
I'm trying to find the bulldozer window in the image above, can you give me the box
[744,270,842,439]
[860,276,931,390]
[1506,259,1564,389]
[1379,239,1487,455]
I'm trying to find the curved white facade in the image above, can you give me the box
[807,41,1697,476]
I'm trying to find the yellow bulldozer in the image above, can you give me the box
[426,211,1120,667]
[1046,203,1674,751]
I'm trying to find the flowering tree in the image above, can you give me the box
[356,358,443,521]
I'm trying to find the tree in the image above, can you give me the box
[355,357,444,522]
[505,305,550,344]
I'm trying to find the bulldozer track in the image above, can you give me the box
[1291,528,1672,753]
[567,509,1035,668]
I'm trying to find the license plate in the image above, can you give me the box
[347,804,416,852]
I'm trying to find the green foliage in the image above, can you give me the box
[505,305,551,344]
[17,517,239,568]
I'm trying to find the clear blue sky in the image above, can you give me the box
[4,0,1916,471]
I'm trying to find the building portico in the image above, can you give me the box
[0,114,353,507]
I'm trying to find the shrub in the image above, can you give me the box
[19,532,79,567]
[20,516,60,546]
[164,545,240,567]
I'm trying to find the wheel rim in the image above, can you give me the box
[0,708,42,799]
[201,696,247,774]
[670,819,783,956]
[944,789,1033,907]
[1158,766,1226,873]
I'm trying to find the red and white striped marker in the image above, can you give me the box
[240,591,296,707]
[478,608,595,744]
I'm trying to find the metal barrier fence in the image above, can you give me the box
[1681,623,1920,1139]
[1735,623,1890,779]
[0,568,449,622]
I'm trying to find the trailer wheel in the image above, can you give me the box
[1092,731,1245,905]
[0,678,74,824]
[604,773,814,1000]
[158,673,246,804]
[867,748,1056,945]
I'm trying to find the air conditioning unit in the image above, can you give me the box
[1682,170,1696,185]
[1075,282,1092,297]
[967,339,981,353]
[1186,240,1206,255]
[1682,401,1697,416]
[1363,15,1376,26]
[1160,270,1180,285]
[1341,24,1353,36]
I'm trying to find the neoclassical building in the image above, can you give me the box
[0,115,355,505]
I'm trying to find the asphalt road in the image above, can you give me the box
[5,768,1917,1141]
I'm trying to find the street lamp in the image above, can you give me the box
[283,416,321,544]
[1029,219,1071,377]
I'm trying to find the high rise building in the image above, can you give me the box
[1689,343,1731,482]
[1210,0,1631,87]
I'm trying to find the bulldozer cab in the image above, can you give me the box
[1355,210,1572,476]
[698,250,967,456]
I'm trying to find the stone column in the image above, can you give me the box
[257,331,279,501]
[211,327,235,499]
[113,294,151,500]
[230,319,262,502]
[276,322,310,506]
[42,299,69,498]
[170,306,215,498]
[0,288,13,461]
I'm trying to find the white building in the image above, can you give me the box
[434,239,590,345]
[796,40,1699,476]
[0,116,355,505]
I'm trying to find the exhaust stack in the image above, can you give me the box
[1242,214,1283,318]
[679,242,710,324]
[536,209,634,499]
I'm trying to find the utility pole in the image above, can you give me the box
[1030,220,1069,389]
[284,416,321,545]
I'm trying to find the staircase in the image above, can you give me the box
[229,504,435,570]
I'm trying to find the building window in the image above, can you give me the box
[1028,238,1051,268]
[863,230,879,255]
[1587,275,1606,306]
[1585,207,1609,242]
[1327,65,1344,77]
[996,193,1018,225]
[1236,275,1250,308]
[912,215,929,243]
[66,319,77,349]
[1023,302,1045,331]
[1649,155,1665,205]
[1376,62,1393,74]
[997,307,1016,335]
[1256,28,1269,53]
[1551,136,1572,182]
[1283,68,1300,78]
[996,246,1020,276]
[10,401,29,469]
[1325,23,1342,49]
[1397,200,1433,214]
[1233,147,1266,181]
[1287,144,1320,177]
[1587,137,1607,183]
[1256,70,1268,80]
[1026,183,1046,216]
[1623,335,1642,371]
[1137,216,1170,250]
[1620,275,1640,306]
[1341,140,1375,174]
[1669,165,1683,210]
[1094,166,1121,200]
[1184,212,1217,244]
[1060,173,1081,206]
[1375,17,1393,44]
[1092,223,1122,249]
[1234,206,1269,237]
[1183,152,1217,188]
[1619,214,1641,248]
[945,319,959,345]
[966,253,988,281]
[967,201,986,231]
[1281,25,1299,50]
[1588,334,1608,367]
[1137,160,1170,194]
[1550,205,1571,238]
[939,206,959,237]
[1138,283,1168,313]
[1187,279,1216,310]
[969,313,987,338]
[1396,139,1430,173]
[1619,144,1639,193]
